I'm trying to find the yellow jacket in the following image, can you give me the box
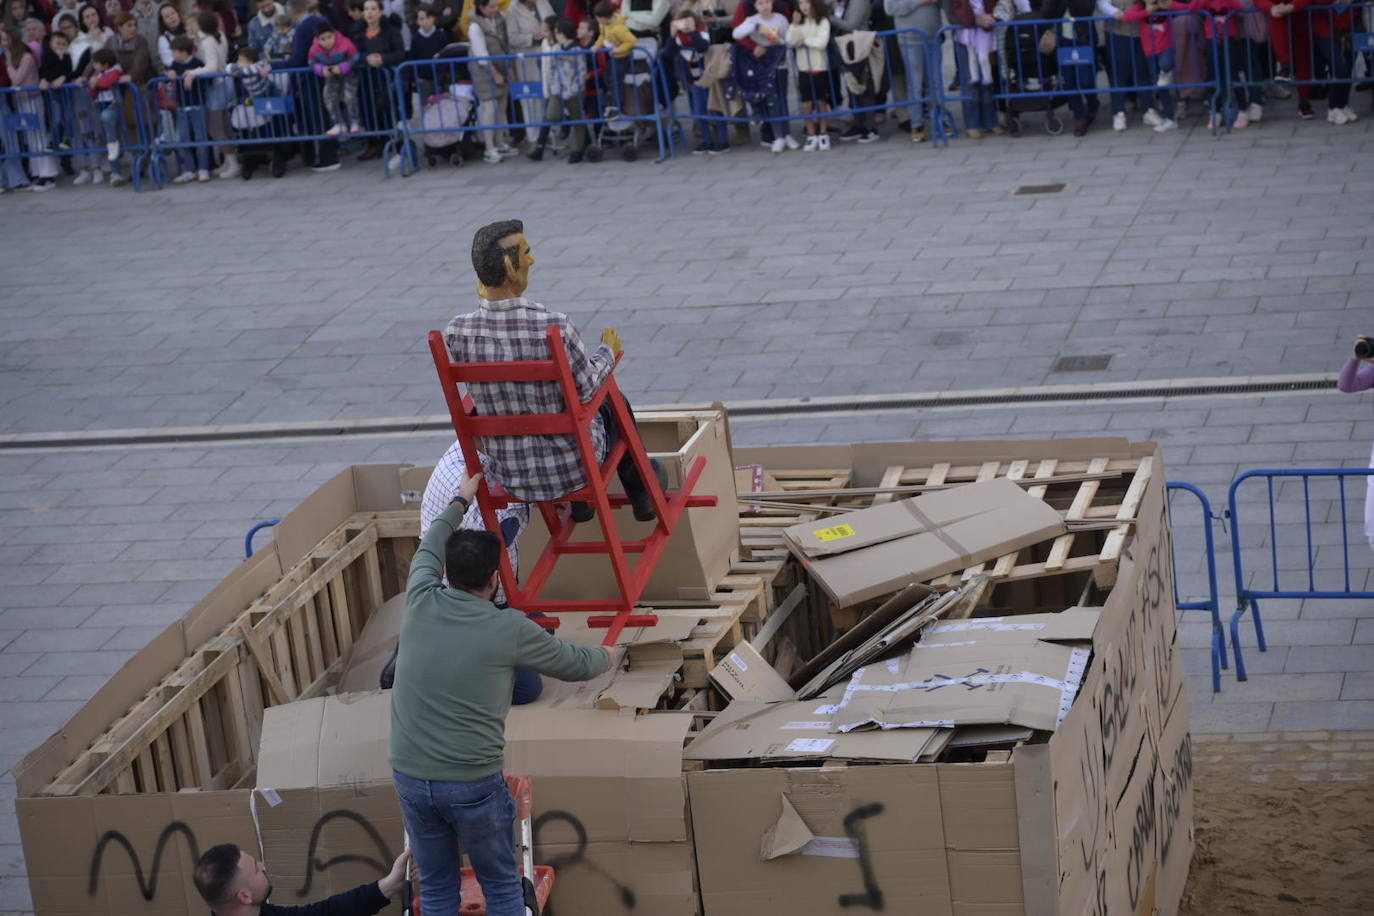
[459,0,514,37]
[594,14,637,58]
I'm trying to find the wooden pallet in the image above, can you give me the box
[42,514,408,797]
[737,468,852,552]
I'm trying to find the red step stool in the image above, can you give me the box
[407,775,553,916]
[429,326,717,645]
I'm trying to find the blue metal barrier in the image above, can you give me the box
[662,27,937,156]
[145,65,403,187]
[1225,468,1374,681]
[1220,3,1374,129]
[1,82,154,189]
[1168,482,1228,693]
[245,519,282,559]
[933,12,1223,145]
[393,44,668,172]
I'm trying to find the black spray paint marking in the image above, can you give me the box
[532,809,636,910]
[296,809,394,898]
[1160,733,1194,864]
[837,802,885,911]
[88,821,201,900]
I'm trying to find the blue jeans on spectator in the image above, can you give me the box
[394,770,523,916]
[965,82,997,130]
[687,84,728,149]
[1146,51,1174,117]
[176,106,210,173]
[897,32,928,128]
[1224,37,1265,110]
[97,102,125,176]
[1107,31,1155,115]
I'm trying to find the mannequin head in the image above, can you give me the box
[471,219,534,300]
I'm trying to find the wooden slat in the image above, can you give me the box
[114,769,136,795]
[959,460,1028,582]
[287,616,313,688]
[269,625,299,700]
[152,732,178,792]
[992,459,1057,579]
[1095,456,1155,587]
[328,575,355,659]
[221,665,255,767]
[135,747,158,793]
[871,465,905,505]
[183,702,214,787]
[1045,457,1110,571]
[168,717,193,789]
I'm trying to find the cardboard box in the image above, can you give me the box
[255,692,700,916]
[784,480,1066,608]
[708,641,795,703]
[514,410,740,601]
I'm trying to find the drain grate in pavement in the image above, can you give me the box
[1014,182,1067,195]
[1053,354,1113,372]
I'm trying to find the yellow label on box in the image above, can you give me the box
[814,524,855,542]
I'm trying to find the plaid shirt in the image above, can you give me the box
[444,297,614,502]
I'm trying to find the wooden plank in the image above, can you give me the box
[328,574,355,660]
[1045,457,1110,571]
[114,769,136,795]
[168,717,193,790]
[269,625,299,700]
[738,470,1122,503]
[221,665,255,767]
[871,465,905,505]
[287,616,313,689]
[300,591,327,684]
[183,701,214,787]
[315,591,340,666]
[152,732,178,792]
[992,459,1057,579]
[958,460,1028,582]
[362,544,386,613]
[1095,456,1155,587]
[135,747,158,794]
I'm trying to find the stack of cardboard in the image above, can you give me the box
[13,432,1192,916]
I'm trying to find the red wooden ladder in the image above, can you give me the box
[429,327,717,645]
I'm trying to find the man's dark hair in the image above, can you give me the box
[471,219,524,288]
[238,46,261,61]
[170,34,194,53]
[315,20,333,34]
[554,15,575,39]
[593,1,614,18]
[193,843,242,908]
[91,47,116,66]
[445,529,502,591]
[346,0,364,11]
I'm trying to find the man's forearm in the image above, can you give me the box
[407,499,466,591]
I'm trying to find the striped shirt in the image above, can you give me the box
[444,297,614,502]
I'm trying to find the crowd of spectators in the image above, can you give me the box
[0,0,1368,189]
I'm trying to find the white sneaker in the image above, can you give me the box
[1157,70,1174,87]
[1329,107,1349,125]
[197,169,211,182]
[325,124,343,136]
[1247,103,1263,123]
[219,161,240,179]
[1143,108,1163,128]
[770,137,785,153]
[483,149,503,163]
[350,122,364,134]
[782,134,800,150]
[31,178,54,192]
[109,173,128,187]
[1112,112,1126,132]
[496,145,519,157]
[73,169,92,185]
[91,170,106,184]
[817,133,830,150]
[106,140,120,161]
[1340,107,1358,122]
[172,171,195,184]
[1153,118,1177,133]
[802,134,819,152]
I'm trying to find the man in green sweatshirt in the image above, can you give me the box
[390,472,612,916]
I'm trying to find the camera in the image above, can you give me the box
[1357,338,1374,360]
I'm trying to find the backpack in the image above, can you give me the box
[952,0,976,28]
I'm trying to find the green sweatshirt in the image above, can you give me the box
[389,501,611,783]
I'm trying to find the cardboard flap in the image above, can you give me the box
[785,479,1025,558]
[595,643,683,710]
[760,794,815,860]
[921,608,1102,648]
[709,642,795,703]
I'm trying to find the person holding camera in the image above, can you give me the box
[1340,335,1374,549]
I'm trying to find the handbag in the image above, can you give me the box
[156,81,177,112]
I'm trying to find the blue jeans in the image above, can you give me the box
[965,82,997,130]
[897,33,928,127]
[97,102,125,176]
[1107,31,1155,115]
[1146,52,1173,117]
[176,106,210,173]
[394,769,523,916]
[687,84,728,149]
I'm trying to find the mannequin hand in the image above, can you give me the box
[600,327,622,353]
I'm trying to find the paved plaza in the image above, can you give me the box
[1,110,1373,912]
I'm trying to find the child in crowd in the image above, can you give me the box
[309,22,362,134]
[85,46,130,185]
[39,28,78,152]
[671,7,727,153]
[185,11,234,177]
[1122,0,1183,132]
[227,44,272,97]
[786,0,830,150]
[1188,0,1263,129]
[528,16,587,161]
[262,12,294,63]
[731,0,788,152]
[1,26,59,191]
[410,4,449,59]
[956,0,1000,138]
[576,15,602,115]
[591,0,634,116]
[166,33,211,182]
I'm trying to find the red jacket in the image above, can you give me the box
[87,64,124,98]
[1291,0,1353,37]
[1123,1,1188,56]
[1188,0,1241,39]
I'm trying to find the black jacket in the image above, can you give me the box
[351,22,407,67]
[257,881,390,916]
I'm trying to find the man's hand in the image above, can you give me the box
[600,327,623,353]
[753,44,766,57]
[377,849,413,898]
[367,52,383,67]
[457,472,483,504]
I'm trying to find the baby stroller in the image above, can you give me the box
[415,43,482,167]
[996,11,1066,135]
[588,45,656,162]
[229,89,296,178]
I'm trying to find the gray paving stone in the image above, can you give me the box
[1268,700,1374,731]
